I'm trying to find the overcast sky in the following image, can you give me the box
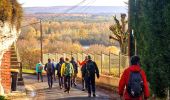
[18,0,128,7]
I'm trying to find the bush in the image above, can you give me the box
[0,95,6,100]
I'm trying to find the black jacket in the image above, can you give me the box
[70,60,78,73]
[82,60,99,78]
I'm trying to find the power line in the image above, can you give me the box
[63,0,88,14]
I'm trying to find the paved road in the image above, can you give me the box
[23,74,120,100]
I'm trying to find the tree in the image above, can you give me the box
[129,0,170,98]
[109,14,129,54]
[0,0,22,31]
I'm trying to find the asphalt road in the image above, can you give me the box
[23,74,120,100]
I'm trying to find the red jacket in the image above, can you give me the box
[78,60,86,67]
[118,65,150,100]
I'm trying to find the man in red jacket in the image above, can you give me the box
[118,56,150,100]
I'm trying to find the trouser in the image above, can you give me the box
[37,72,43,82]
[82,77,86,89]
[47,74,53,88]
[58,74,63,87]
[64,76,71,91]
[81,73,86,89]
[85,76,96,94]
[53,71,56,81]
[71,73,77,86]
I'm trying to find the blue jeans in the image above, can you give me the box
[47,74,53,88]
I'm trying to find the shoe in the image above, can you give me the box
[82,89,85,91]
[64,89,67,92]
[60,86,63,89]
[88,93,91,97]
[93,93,96,97]
[74,83,77,87]
[67,90,70,93]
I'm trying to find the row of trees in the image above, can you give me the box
[21,19,114,46]
[0,0,22,30]
[129,0,170,98]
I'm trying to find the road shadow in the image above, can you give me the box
[55,96,111,100]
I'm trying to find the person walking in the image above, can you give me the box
[78,56,88,91]
[70,57,78,87]
[61,58,74,93]
[56,57,64,89]
[44,58,55,89]
[118,56,150,100]
[82,55,99,97]
[36,61,43,82]
[52,59,57,81]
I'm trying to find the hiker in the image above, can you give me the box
[56,57,64,89]
[82,55,99,97]
[36,61,43,82]
[61,58,74,93]
[44,58,55,89]
[118,56,150,100]
[70,57,78,87]
[52,59,57,81]
[78,56,88,91]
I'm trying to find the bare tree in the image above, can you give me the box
[109,14,129,54]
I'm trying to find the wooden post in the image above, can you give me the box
[40,20,43,63]
[101,52,103,74]
[119,52,121,77]
[109,51,111,75]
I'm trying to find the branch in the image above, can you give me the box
[109,25,121,39]
[109,35,120,42]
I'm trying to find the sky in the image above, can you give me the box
[18,0,128,7]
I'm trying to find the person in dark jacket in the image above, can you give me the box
[56,57,64,89]
[82,55,99,97]
[118,56,150,100]
[44,58,55,89]
[70,57,78,87]
[78,56,88,91]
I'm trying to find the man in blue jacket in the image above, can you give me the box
[44,59,55,89]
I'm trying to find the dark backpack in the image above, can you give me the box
[127,70,144,98]
[85,61,95,77]
[46,63,53,75]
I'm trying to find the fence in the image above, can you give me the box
[43,52,129,77]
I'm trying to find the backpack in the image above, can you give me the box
[39,65,43,70]
[127,70,144,98]
[46,63,53,74]
[64,63,71,76]
[85,61,95,77]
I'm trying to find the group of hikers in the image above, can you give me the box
[35,55,99,97]
[36,55,150,99]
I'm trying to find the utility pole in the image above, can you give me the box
[22,20,44,63]
[40,20,43,63]
[128,0,131,59]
